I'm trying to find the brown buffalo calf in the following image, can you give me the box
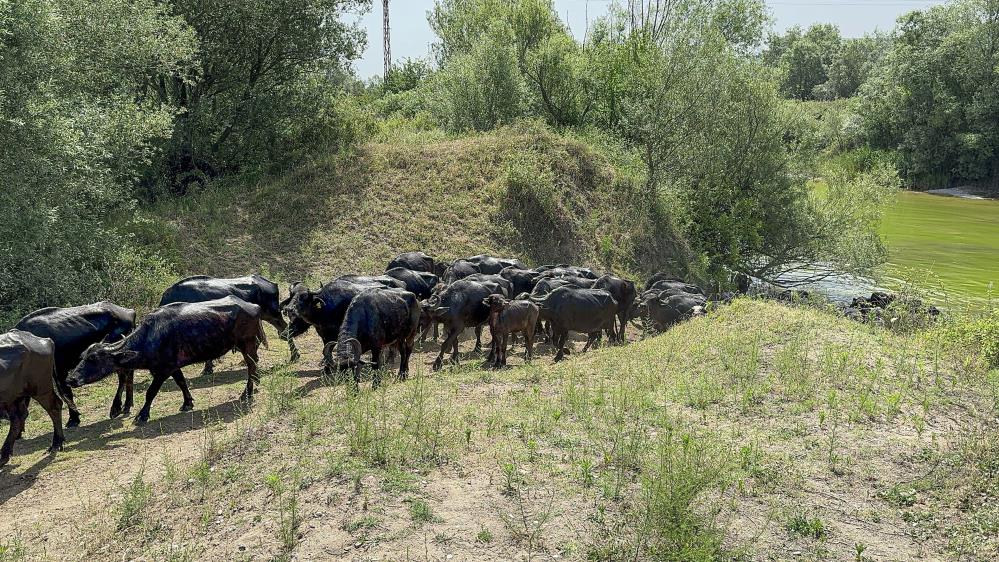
[483,295,539,368]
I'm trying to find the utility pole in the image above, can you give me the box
[382,0,391,77]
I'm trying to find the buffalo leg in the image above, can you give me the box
[136,371,170,424]
[617,313,628,343]
[582,332,600,353]
[524,329,535,362]
[172,370,195,412]
[434,325,461,371]
[110,369,134,419]
[200,360,214,378]
[553,330,568,362]
[288,338,301,363]
[240,345,260,402]
[0,402,27,466]
[58,379,81,428]
[36,390,64,454]
[370,347,383,388]
[473,326,483,353]
[2,416,25,456]
[398,339,413,382]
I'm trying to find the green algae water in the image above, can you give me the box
[880,191,999,300]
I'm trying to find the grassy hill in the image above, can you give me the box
[135,123,686,294]
[1,129,997,561]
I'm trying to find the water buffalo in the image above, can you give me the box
[442,260,480,284]
[531,287,618,362]
[384,267,439,299]
[637,291,707,332]
[464,254,527,273]
[68,297,267,423]
[648,279,704,295]
[14,302,136,425]
[645,272,682,291]
[322,289,421,388]
[483,295,539,367]
[427,280,496,370]
[387,251,437,275]
[282,275,404,349]
[464,273,513,297]
[159,275,296,375]
[499,266,541,296]
[593,274,638,343]
[0,330,63,466]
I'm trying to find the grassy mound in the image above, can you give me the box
[133,124,685,298]
[3,300,997,561]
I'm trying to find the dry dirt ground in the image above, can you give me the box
[1,300,996,561]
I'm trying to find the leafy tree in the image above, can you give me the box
[860,0,999,186]
[149,0,369,193]
[817,34,889,100]
[383,58,433,94]
[427,22,528,131]
[0,0,195,322]
[765,24,842,100]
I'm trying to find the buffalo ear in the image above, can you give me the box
[117,350,140,364]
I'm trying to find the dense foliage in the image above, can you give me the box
[859,0,999,187]
[0,0,369,323]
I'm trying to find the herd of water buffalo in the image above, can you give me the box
[0,250,923,467]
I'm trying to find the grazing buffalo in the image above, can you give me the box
[442,260,480,284]
[384,267,439,299]
[499,266,541,296]
[464,273,513,297]
[427,280,495,370]
[648,279,704,295]
[531,287,618,362]
[593,274,638,343]
[483,295,539,367]
[323,289,421,388]
[14,302,136,425]
[387,252,437,275]
[637,291,707,332]
[282,275,404,348]
[159,275,296,375]
[0,330,63,466]
[68,297,267,423]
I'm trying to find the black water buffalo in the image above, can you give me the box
[464,254,527,273]
[384,267,439,299]
[734,272,752,295]
[68,297,267,423]
[442,260,480,284]
[637,291,707,331]
[531,287,618,362]
[14,302,136,425]
[593,274,638,343]
[464,273,513,297]
[159,275,296,375]
[282,275,404,348]
[427,280,495,370]
[387,251,437,275]
[483,295,539,367]
[322,289,421,388]
[648,278,704,295]
[0,330,63,466]
[499,266,541,296]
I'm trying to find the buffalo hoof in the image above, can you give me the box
[47,443,63,455]
[134,412,150,425]
[66,417,80,428]
[432,360,443,372]
[239,392,254,404]
[179,402,194,412]
[109,405,122,419]
[290,351,301,363]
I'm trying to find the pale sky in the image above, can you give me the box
[348,0,948,78]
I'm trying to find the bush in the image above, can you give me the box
[427,23,528,132]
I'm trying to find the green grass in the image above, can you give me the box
[880,191,999,300]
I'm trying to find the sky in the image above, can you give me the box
[349,0,949,78]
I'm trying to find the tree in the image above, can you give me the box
[860,0,999,186]
[0,0,196,321]
[764,24,842,100]
[148,0,369,193]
